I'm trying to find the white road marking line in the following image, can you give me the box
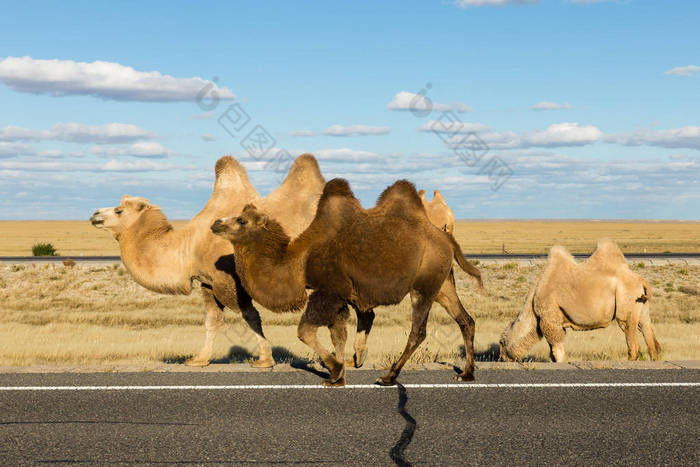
[0,382,697,391]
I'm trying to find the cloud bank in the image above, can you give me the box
[0,56,236,102]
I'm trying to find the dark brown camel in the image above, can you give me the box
[211,178,478,387]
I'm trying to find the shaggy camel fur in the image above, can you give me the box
[212,178,478,386]
[90,154,324,367]
[499,239,660,362]
[418,189,455,234]
[345,188,483,369]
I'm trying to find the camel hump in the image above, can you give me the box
[322,178,356,200]
[213,155,255,193]
[417,189,427,199]
[376,180,423,212]
[590,238,626,266]
[548,245,573,263]
[215,155,243,177]
[432,189,446,204]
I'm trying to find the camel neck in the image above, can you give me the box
[118,211,195,295]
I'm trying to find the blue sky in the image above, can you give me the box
[0,0,698,220]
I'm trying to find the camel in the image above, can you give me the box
[499,239,661,362]
[344,188,482,369]
[211,178,478,386]
[418,189,455,234]
[90,154,325,368]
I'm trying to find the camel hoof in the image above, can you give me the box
[184,357,210,367]
[346,350,367,368]
[251,358,274,368]
[322,377,346,387]
[456,372,475,382]
[375,375,396,386]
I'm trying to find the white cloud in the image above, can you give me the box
[387,91,472,113]
[531,101,574,111]
[100,159,179,172]
[454,0,539,7]
[200,134,216,142]
[0,56,236,102]
[0,122,155,144]
[451,122,602,149]
[315,148,385,162]
[418,121,490,133]
[290,130,316,137]
[322,124,391,136]
[0,159,179,172]
[522,122,602,147]
[0,142,35,157]
[605,126,700,150]
[88,142,172,158]
[664,65,700,77]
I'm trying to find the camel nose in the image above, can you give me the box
[211,219,225,234]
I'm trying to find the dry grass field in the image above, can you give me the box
[0,219,698,256]
[0,260,697,367]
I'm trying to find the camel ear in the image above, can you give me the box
[255,213,268,227]
[243,203,257,214]
[123,196,150,212]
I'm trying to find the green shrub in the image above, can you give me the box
[32,243,58,256]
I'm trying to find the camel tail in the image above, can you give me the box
[447,233,484,292]
[640,278,652,302]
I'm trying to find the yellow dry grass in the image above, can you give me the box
[0,220,698,256]
[453,220,700,254]
[0,261,697,366]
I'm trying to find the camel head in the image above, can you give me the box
[211,204,271,245]
[90,195,152,236]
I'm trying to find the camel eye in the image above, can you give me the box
[237,218,247,226]
[115,208,124,215]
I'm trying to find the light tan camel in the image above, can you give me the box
[499,239,660,362]
[90,154,325,367]
[418,189,455,234]
[211,178,478,386]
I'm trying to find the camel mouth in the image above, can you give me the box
[90,214,105,228]
[210,219,229,235]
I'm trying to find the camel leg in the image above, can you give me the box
[435,277,475,382]
[239,300,274,368]
[327,314,348,387]
[638,302,661,360]
[185,286,224,367]
[538,305,566,362]
[618,314,640,361]
[377,292,432,386]
[297,293,346,386]
[347,309,375,368]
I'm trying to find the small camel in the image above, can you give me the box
[90,154,325,367]
[499,239,661,362]
[418,189,455,234]
[212,178,478,386]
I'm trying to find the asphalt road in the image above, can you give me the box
[0,369,698,465]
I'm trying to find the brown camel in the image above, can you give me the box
[90,154,325,367]
[418,189,455,234]
[211,178,478,386]
[499,239,661,362]
[345,188,483,369]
